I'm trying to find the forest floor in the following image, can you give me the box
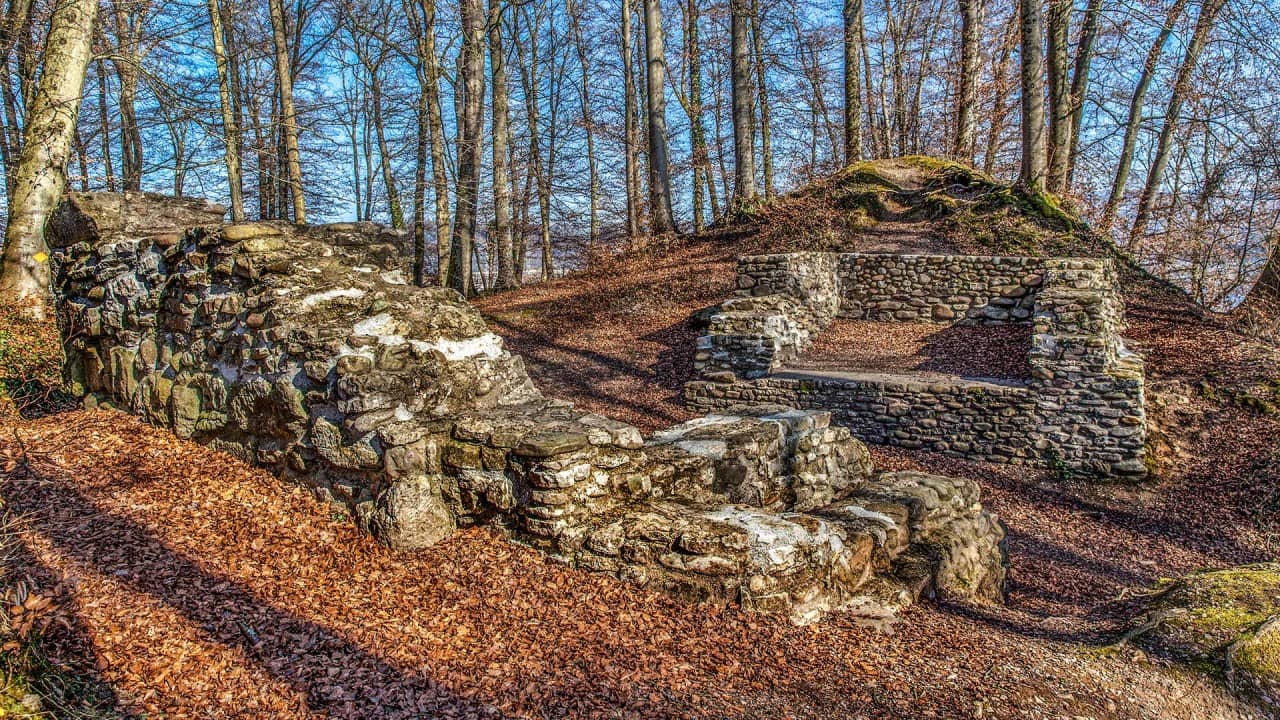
[3,159,1280,718]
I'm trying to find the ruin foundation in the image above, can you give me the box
[686,252,1148,478]
[48,192,1007,624]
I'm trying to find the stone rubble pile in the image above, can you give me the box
[48,191,1007,624]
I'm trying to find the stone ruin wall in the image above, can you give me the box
[688,252,1148,477]
[47,192,1007,625]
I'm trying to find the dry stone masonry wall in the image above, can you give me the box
[687,252,1148,477]
[49,192,1006,625]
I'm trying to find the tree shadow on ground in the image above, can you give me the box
[2,468,492,719]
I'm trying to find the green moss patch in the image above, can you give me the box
[1144,564,1280,658]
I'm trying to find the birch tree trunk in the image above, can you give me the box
[843,0,863,165]
[268,0,306,223]
[207,0,244,221]
[0,0,99,317]
[1098,0,1187,233]
[1018,0,1047,191]
[643,0,677,234]
[1129,0,1226,249]
[730,0,755,205]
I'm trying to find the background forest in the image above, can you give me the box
[0,0,1277,307]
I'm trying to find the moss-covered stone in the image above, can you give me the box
[1142,564,1280,659]
[1133,563,1280,706]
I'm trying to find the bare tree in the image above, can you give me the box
[569,0,599,255]
[950,0,983,163]
[1018,0,1047,190]
[0,0,99,316]
[491,0,516,289]
[751,0,773,196]
[843,0,864,164]
[730,0,755,204]
[1045,0,1071,191]
[1065,0,1102,187]
[643,0,677,233]
[268,0,306,222]
[1098,0,1189,233]
[207,0,245,221]
[621,0,642,242]
[1130,0,1228,247]
[449,0,485,295]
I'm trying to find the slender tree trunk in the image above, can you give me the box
[370,65,404,228]
[1066,0,1102,187]
[74,127,89,190]
[684,0,707,231]
[643,0,677,234]
[954,0,981,162]
[208,0,244,221]
[449,0,484,296]
[515,6,554,280]
[95,59,115,193]
[983,12,1019,175]
[1100,0,1189,231]
[490,0,515,289]
[842,0,863,165]
[621,0,641,243]
[1018,0,1047,191]
[1045,0,1071,192]
[424,1,451,284]
[750,0,772,196]
[406,0,430,284]
[268,0,306,223]
[569,0,598,256]
[1129,0,1224,247]
[730,0,755,205]
[0,0,98,316]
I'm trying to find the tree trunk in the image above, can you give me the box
[1065,0,1102,188]
[0,0,98,316]
[621,0,642,243]
[1045,0,1071,192]
[1018,0,1047,191]
[1099,0,1188,233]
[750,0,772,196]
[983,12,1019,176]
[842,0,863,165]
[730,0,755,205]
[110,0,146,192]
[449,0,485,296]
[643,0,677,234]
[208,0,244,221]
[490,0,515,289]
[1129,0,1225,248]
[954,0,982,163]
[569,0,599,257]
[95,59,116,193]
[268,0,306,223]
[370,64,404,229]
[683,0,708,231]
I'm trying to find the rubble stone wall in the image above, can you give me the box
[48,192,1007,625]
[689,252,1148,477]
